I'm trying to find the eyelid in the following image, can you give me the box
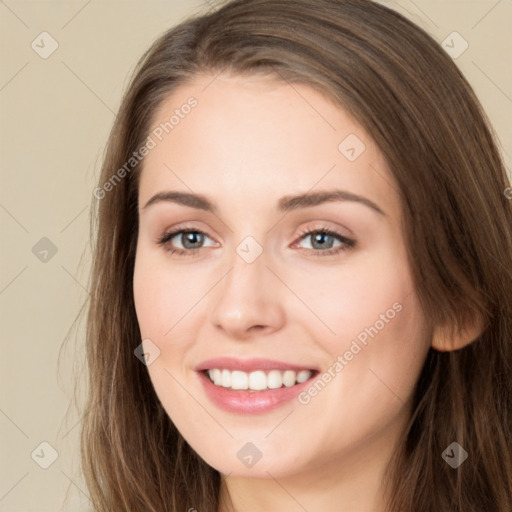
[155,224,217,247]
[154,220,216,241]
[291,225,355,253]
[292,221,353,241]
[156,221,356,257]
[156,233,356,264]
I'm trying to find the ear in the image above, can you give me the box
[431,311,486,352]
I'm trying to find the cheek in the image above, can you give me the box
[368,291,429,399]
[307,247,428,402]
[290,245,412,343]
[293,274,428,454]
[133,247,210,339]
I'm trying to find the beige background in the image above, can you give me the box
[0,1,510,511]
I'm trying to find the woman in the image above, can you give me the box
[81,0,512,510]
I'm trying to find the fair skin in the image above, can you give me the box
[133,73,474,511]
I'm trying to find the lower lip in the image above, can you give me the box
[197,371,316,414]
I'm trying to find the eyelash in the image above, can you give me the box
[156,226,356,258]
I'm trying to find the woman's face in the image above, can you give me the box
[133,73,431,481]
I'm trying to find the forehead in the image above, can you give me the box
[138,73,400,221]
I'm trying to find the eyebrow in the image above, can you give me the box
[142,189,386,216]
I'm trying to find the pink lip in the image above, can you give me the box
[196,370,317,414]
[195,357,318,373]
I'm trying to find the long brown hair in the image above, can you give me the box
[80,0,512,510]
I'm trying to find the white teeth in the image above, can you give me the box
[267,370,283,389]
[249,370,267,390]
[211,369,222,386]
[221,369,231,388]
[205,368,313,390]
[282,370,296,387]
[231,370,249,390]
[296,370,311,383]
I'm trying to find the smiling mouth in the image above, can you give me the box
[202,368,319,392]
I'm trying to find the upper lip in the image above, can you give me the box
[196,357,319,373]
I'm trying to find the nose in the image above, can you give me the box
[209,246,286,340]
